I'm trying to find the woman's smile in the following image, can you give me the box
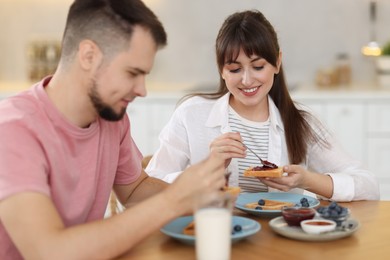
[240,86,260,96]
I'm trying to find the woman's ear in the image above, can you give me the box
[220,68,227,80]
[78,40,102,71]
[275,51,282,74]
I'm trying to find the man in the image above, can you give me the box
[0,0,227,259]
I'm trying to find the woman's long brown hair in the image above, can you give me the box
[181,10,326,164]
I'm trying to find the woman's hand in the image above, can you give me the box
[259,165,333,198]
[258,165,309,192]
[209,132,246,168]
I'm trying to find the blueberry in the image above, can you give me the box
[299,197,310,207]
[329,201,338,209]
[321,211,330,218]
[255,206,263,210]
[301,201,310,208]
[317,206,326,213]
[340,208,349,216]
[233,225,242,232]
[258,199,265,206]
[330,209,339,217]
[317,207,328,214]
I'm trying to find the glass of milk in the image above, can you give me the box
[194,192,233,260]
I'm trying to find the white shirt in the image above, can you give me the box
[146,93,380,201]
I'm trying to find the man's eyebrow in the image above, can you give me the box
[128,67,149,74]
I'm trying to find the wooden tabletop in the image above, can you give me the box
[117,200,390,260]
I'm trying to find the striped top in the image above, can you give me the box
[228,106,270,193]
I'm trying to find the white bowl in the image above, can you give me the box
[300,219,336,234]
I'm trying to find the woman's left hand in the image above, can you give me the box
[258,165,309,192]
[259,165,333,198]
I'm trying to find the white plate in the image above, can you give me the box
[235,192,320,217]
[269,216,360,241]
[160,216,261,245]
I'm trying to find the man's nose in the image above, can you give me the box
[133,76,147,97]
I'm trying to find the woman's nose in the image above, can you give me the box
[241,69,254,86]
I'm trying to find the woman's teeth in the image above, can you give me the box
[242,87,257,93]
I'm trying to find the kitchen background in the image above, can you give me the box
[0,0,390,90]
[1,0,390,200]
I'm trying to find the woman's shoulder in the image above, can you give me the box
[177,95,217,110]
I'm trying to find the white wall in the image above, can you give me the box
[1,0,389,89]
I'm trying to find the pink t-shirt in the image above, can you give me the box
[0,78,142,259]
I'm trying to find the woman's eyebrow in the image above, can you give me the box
[225,60,240,65]
[250,57,262,62]
[225,57,262,64]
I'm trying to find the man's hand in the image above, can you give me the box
[162,148,229,215]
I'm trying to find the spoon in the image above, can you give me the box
[241,142,276,168]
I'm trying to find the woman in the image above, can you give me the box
[146,10,379,201]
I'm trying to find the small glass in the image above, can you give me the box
[194,192,233,260]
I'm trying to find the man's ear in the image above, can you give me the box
[78,40,102,70]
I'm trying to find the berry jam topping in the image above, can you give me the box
[253,160,278,170]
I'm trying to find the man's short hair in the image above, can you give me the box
[61,0,167,62]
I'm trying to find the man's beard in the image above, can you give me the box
[88,80,127,122]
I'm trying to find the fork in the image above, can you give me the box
[241,142,276,168]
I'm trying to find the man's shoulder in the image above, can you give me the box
[0,91,41,124]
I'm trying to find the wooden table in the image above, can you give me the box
[117,201,390,259]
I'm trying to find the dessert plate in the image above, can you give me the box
[160,216,261,245]
[269,216,360,241]
[235,192,320,217]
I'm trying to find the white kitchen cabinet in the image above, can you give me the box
[324,103,366,163]
[294,97,365,163]
[366,103,390,200]
[127,101,149,153]
[368,103,390,133]
[367,138,390,179]
[127,94,180,156]
[367,138,390,199]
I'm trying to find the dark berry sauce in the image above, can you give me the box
[253,160,278,170]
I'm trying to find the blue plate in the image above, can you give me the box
[160,216,261,245]
[235,192,320,217]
